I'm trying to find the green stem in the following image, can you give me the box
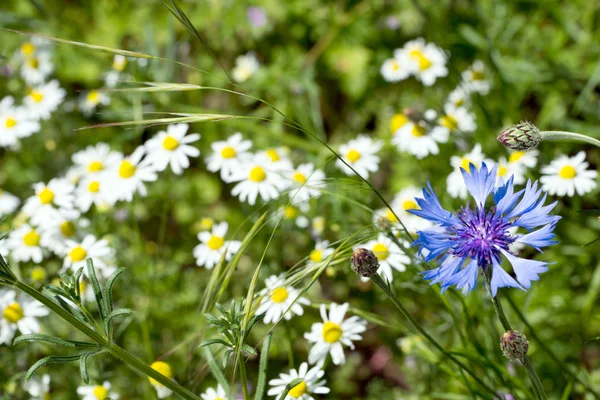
[370,275,497,397]
[239,356,250,400]
[540,130,600,148]
[14,281,201,400]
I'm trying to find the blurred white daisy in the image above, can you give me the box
[437,104,476,134]
[206,132,253,181]
[279,203,310,229]
[395,38,447,86]
[374,187,432,234]
[229,154,289,205]
[0,189,20,216]
[446,144,491,199]
[77,381,119,400]
[335,135,382,178]
[62,234,115,275]
[390,113,409,136]
[20,52,54,86]
[75,176,115,212]
[304,303,367,365]
[0,96,40,148]
[508,149,538,170]
[38,208,84,254]
[23,178,75,225]
[447,85,471,108]
[23,374,51,399]
[106,146,158,202]
[24,80,66,120]
[267,362,330,400]
[0,290,49,345]
[145,123,200,175]
[540,151,598,197]
[494,157,525,187]
[355,234,410,282]
[287,163,326,202]
[392,119,448,159]
[380,58,410,82]
[4,224,45,263]
[461,60,492,95]
[72,143,123,178]
[193,222,242,270]
[232,51,260,83]
[257,275,311,324]
[149,361,174,399]
[200,384,227,400]
[259,147,294,173]
[307,240,335,268]
[80,90,110,115]
[104,55,128,87]
[17,39,51,60]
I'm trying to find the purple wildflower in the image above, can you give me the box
[247,6,267,28]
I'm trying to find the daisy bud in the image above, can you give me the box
[351,248,380,278]
[497,121,541,151]
[500,330,529,360]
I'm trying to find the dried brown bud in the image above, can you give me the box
[500,330,529,360]
[351,248,380,278]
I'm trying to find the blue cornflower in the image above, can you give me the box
[409,162,560,296]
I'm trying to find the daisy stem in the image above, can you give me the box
[238,355,250,400]
[13,280,202,400]
[540,131,600,148]
[369,274,498,397]
[482,273,547,400]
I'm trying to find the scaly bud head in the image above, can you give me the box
[500,330,529,360]
[351,248,380,278]
[497,121,541,151]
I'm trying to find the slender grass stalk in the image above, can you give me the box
[369,274,498,397]
[238,356,250,400]
[14,281,202,400]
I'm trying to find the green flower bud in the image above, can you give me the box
[497,121,541,151]
[500,330,529,360]
[351,248,380,278]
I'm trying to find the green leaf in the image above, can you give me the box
[242,344,257,356]
[254,333,272,400]
[86,259,105,321]
[105,308,135,327]
[280,378,304,400]
[199,338,231,348]
[14,334,98,349]
[203,347,230,394]
[25,355,82,380]
[80,349,103,384]
[103,267,125,317]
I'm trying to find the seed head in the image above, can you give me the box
[500,330,529,360]
[497,121,541,151]
[351,248,380,278]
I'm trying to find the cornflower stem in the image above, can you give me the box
[482,273,547,400]
[238,355,250,400]
[14,280,202,400]
[540,130,600,148]
[370,274,497,397]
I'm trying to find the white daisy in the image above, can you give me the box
[20,52,54,86]
[149,361,174,399]
[24,80,66,120]
[193,222,242,270]
[447,85,471,108]
[461,60,492,95]
[494,157,525,186]
[306,240,335,268]
[0,290,49,345]
[446,144,491,199]
[380,58,410,82]
[259,147,294,173]
[80,90,110,115]
[62,234,115,275]
[392,119,448,159]
[105,146,158,202]
[37,208,83,255]
[22,178,75,225]
[390,113,410,136]
[144,123,200,175]
[206,132,253,181]
[23,374,51,399]
[77,381,119,400]
[229,154,289,205]
[373,186,432,234]
[17,39,51,60]
[0,189,20,216]
[279,203,310,229]
[304,303,367,365]
[267,362,330,400]
[335,135,382,178]
[287,163,326,202]
[104,55,128,87]
[232,51,260,83]
[75,176,115,212]
[437,104,476,134]
[508,149,539,170]
[395,38,448,86]
[0,96,40,148]
[540,151,598,197]
[355,234,410,282]
[4,224,45,263]
[200,384,227,400]
[256,275,311,324]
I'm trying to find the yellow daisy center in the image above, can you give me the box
[200,217,214,230]
[559,165,576,179]
[508,151,525,163]
[60,221,77,237]
[113,57,127,72]
[391,61,400,71]
[249,166,267,182]
[409,49,432,71]
[31,266,47,282]
[471,70,485,81]
[440,115,458,131]
[92,386,108,400]
[21,42,36,57]
[221,146,236,159]
[402,199,419,211]
[284,206,298,219]
[30,90,44,103]
[270,287,289,303]
[266,149,280,162]
[69,246,88,262]
[288,380,307,398]
[309,249,323,262]
[207,235,224,250]
[88,181,101,193]
[162,136,179,151]
[460,157,473,172]
[23,230,40,247]
[27,58,39,69]
[411,124,426,137]
[293,172,307,184]
[372,243,389,261]
[118,160,136,178]
[498,165,508,177]
[5,117,17,128]
[346,149,361,163]
[149,361,173,386]
[322,321,343,343]
[38,187,55,204]
[386,209,398,222]
[3,302,24,323]
[390,113,409,135]
[86,91,100,104]
[88,161,104,172]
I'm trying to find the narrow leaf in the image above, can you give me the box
[103,267,125,316]
[80,349,103,384]
[203,347,230,394]
[105,308,134,327]
[25,355,82,380]
[86,259,105,321]
[199,338,231,348]
[254,333,272,400]
[14,334,98,349]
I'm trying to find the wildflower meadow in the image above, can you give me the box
[2,1,600,399]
